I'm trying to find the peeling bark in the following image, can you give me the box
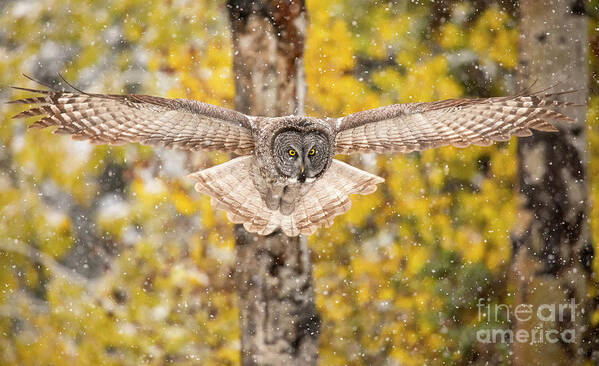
[228,0,306,117]
[512,0,595,364]
[227,1,319,364]
[235,227,319,365]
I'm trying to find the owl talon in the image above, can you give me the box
[280,201,294,216]
[265,186,283,211]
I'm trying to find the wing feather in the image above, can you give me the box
[335,92,576,154]
[9,84,255,155]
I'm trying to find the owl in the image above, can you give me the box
[9,77,574,236]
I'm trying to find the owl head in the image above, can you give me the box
[273,129,329,182]
[256,116,334,183]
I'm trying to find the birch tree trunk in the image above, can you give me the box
[512,0,595,364]
[226,1,320,365]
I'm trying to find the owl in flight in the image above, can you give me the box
[9,77,574,236]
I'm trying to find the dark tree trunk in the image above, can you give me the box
[512,0,595,364]
[226,1,320,365]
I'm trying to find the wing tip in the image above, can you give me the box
[8,85,50,96]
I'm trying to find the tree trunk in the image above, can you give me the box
[512,0,594,364]
[226,1,320,365]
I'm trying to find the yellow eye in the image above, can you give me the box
[288,149,296,156]
[309,148,316,156]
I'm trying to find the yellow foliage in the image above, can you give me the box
[438,23,465,49]
[0,1,597,365]
[469,6,518,69]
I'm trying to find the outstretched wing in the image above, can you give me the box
[334,92,576,154]
[9,83,255,155]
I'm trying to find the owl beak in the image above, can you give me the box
[298,162,306,183]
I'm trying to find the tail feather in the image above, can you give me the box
[189,157,384,236]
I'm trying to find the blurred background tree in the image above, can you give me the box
[0,0,597,365]
[512,0,593,364]
[226,1,319,364]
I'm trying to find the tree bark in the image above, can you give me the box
[226,1,320,365]
[512,0,595,364]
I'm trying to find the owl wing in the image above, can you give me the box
[9,83,255,155]
[334,92,575,154]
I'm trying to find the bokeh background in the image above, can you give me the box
[0,0,598,365]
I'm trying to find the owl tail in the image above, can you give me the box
[189,156,384,236]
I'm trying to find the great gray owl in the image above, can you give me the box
[9,78,574,236]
